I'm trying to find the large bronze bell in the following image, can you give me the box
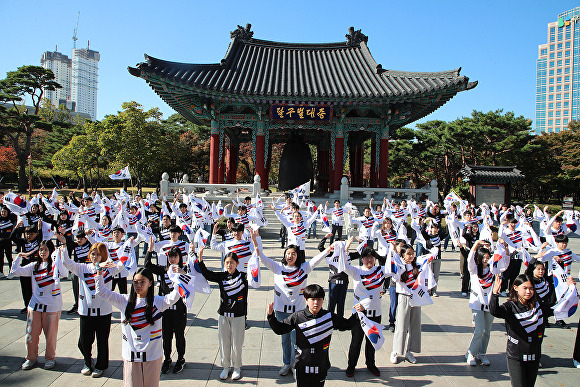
[278,134,313,191]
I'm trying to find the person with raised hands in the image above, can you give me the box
[252,229,332,378]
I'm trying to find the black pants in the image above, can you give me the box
[162,308,187,360]
[329,224,343,244]
[0,240,12,274]
[79,314,112,370]
[71,275,79,308]
[296,368,326,387]
[348,314,381,368]
[112,277,127,294]
[280,226,287,248]
[460,248,470,293]
[507,357,539,387]
[573,314,580,361]
[501,259,522,293]
[20,277,32,308]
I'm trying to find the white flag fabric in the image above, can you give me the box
[490,242,510,275]
[136,222,156,243]
[247,250,261,288]
[117,238,137,276]
[3,192,29,215]
[176,217,195,243]
[357,311,385,350]
[552,283,579,321]
[552,264,570,301]
[193,228,210,250]
[109,166,131,180]
[168,269,196,311]
[186,250,211,294]
[444,190,462,204]
[329,241,347,275]
[356,239,369,255]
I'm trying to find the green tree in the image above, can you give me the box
[0,66,61,192]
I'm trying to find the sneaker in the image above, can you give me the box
[173,359,185,374]
[432,292,439,298]
[279,364,292,376]
[161,359,171,374]
[232,368,241,380]
[499,291,507,297]
[573,359,580,368]
[367,364,380,376]
[44,359,56,369]
[22,359,36,370]
[20,308,27,314]
[91,369,104,378]
[81,365,92,375]
[389,324,395,333]
[0,273,5,278]
[556,320,570,329]
[390,352,400,364]
[461,292,468,297]
[479,355,490,366]
[405,352,417,364]
[466,353,477,366]
[345,366,355,377]
[219,368,229,380]
[67,306,78,315]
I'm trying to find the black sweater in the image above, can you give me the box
[490,293,544,362]
[268,307,356,373]
[198,260,248,317]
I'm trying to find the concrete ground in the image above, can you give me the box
[1,235,579,386]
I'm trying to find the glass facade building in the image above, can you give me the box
[536,7,580,134]
[535,7,580,134]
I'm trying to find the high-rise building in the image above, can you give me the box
[40,51,72,109]
[40,45,99,120]
[536,7,580,135]
[71,48,99,120]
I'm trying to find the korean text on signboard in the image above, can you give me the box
[270,105,332,121]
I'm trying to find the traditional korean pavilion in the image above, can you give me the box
[129,24,477,191]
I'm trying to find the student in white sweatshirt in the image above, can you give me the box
[10,240,67,371]
[95,266,181,387]
[61,241,125,378]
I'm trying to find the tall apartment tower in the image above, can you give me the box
[40,45,99,120]
[71,48,100,120]
[40,51,72,109]
[536,7,580,135]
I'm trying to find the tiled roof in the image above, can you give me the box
[459,165,525,182]
[128,26,477,103]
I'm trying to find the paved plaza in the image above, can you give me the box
[0,234,579,386]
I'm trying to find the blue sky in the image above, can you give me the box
[1,1,578,129]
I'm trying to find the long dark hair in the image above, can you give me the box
[475,247,491,279]
[399,243,419,282]
[124,267,155,327]
[508,273,537,307]
[281,244,305,267]
[34,240,55,273]
[166,246,184,268]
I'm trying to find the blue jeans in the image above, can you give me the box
[416,241,424,257]
[389,285,398,325]
[328,281,348,317]
[307,223,317,239]
[275,310,296,366]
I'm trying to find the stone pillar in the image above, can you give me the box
[333,125,345,192]
[379,125,389,188]
[370,136,377,187]
[209,119,219,184]
[160,172,169,198]
[255,122,268,190]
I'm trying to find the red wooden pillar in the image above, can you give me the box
[370,136,377,187]
[226,140,239,184]
[334,136,344,191]
[209,120,219,184]
[255,122,268,190]
[378,126,389,188]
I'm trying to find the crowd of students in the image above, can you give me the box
[1,188,580,387]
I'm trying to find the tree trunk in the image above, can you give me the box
[18,158,27,193]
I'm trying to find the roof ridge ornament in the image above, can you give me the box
[345,26,368,46]
[231,23,254,41]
